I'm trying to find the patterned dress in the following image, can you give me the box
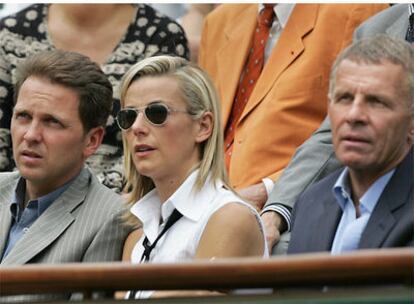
[0,4,189,192]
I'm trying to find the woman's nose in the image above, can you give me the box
[131,111,149,135]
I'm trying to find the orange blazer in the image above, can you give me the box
[199,3,387,189]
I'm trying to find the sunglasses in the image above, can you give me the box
[116,102,188,130]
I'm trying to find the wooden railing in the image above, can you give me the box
[0,248,413,296]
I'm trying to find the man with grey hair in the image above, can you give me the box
[288,35,414,253]
[262,3,414,254]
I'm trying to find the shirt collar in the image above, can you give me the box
[359,169,395,213]
[333,167,396,213]
[258,3,295,29]
[162,169,223,222]
[10,178,27,221]
[333,168,352,211]
[130,189,161,242]
[10,174,79,221]
[130,169,223,241]
[409,4,414,16]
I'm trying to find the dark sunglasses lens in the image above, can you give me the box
[145,104,168,125]
[117,109,137,130]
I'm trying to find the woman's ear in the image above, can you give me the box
[195,111,213,143]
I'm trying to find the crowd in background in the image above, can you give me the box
[0,3,412,302]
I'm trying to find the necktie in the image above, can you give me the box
[128,209,183,299]
[224,5,275,170]
[406,12,414,43]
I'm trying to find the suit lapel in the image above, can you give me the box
[312,174,342,251]
[1,168,91,265]
[359,148,413,248]
[239,4,318,123]
[0,176,19,256]
[216,4,258,127]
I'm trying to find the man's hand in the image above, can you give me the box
[261,211,285,254]
[236,182,268,211]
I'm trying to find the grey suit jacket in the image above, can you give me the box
[0,167,130,265]
[354,4,409,40]
[288,147,414,254]
[0,167,131,301]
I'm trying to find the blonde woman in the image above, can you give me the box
[118,55,267,299]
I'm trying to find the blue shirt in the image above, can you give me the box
[330,168,395,254]
[1,177,74,260]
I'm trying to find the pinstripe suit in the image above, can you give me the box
[0,167,131,301]
[0,166,130,265]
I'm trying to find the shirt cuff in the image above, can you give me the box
[261,178,274,198]
[261,203,292,232]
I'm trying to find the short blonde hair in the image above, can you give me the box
[119,55,229,225]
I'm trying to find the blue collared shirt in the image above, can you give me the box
[330,168,395,254]
[1,177,74,260]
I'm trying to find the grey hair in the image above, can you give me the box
[329,34,414,111]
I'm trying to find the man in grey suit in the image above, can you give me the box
[0,50,131,300]
[261,3,413,254]
[288,35,414,253]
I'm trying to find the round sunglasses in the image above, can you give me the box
[116,102,188,130]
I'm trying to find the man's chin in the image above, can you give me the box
[18,168,44,183]
[338,155,370,171]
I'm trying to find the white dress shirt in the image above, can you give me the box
[128,170,268,299]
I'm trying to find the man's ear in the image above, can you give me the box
[83,126,104,158]
[195,111,213,144]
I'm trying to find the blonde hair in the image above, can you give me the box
[119,55,229,226]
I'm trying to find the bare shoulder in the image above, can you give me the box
[209,201,259,229]
[195,201,264,258]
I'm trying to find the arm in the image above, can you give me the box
[353,4,392,41]
[148,202,264,299]
[121,228,143,262]
[261,117,341,252]
[236,182,268,212]
[195,202,264,258]
[115,228,143,300]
